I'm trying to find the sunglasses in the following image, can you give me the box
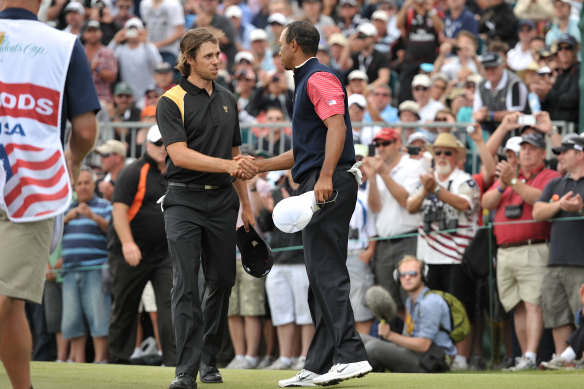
[399,270,419,278]
[151,140,164,147]
[435,117,448,122]
[434,150,453,156]
[100,153,111,158]
[375,140,395,148]
[316,189,339,209]
[465,82,476,89]
[373,92,390,97]
[414,86,429,92]
[558,45,574,52]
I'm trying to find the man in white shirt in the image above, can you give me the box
[507,20,537,72]
[362,127,424,315]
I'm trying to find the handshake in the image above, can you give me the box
[230,154,260,181]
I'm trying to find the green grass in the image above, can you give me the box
[1,362,583,389]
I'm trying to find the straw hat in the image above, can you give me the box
[426,133,467,160]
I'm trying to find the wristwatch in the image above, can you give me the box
[433,185,441,195]
[551,126,559,135]
[510,178,518,187]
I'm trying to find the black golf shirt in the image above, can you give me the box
[156,77,242,185]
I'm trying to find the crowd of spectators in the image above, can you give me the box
[25,0,584,374]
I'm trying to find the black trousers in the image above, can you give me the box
[107,251,176,366]
[567,320,584,356]
[163,186,239,376]
[298,164,369,374]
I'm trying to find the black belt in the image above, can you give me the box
[499,239,548,249]
[167,182,231,190]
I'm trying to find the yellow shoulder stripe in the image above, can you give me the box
[162,85,187,123]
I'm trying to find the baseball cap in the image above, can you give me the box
[82,19,100,32]
[64,2,85,15]
[146,124,163,143]
[236,225,274,278]
[357,23,377,38]
[348,94,367,109]
[348,69,368,82]
[250,29,269,42]
[114,81,133,96]
[340,0,357,6]
[398,100,420,118]
[447,87,466,101]
[552,134,584,155]
[373,128,399,142]
[234,51,254,64]
[557,33,578,48]
[268,12,287,26]
[412,74,431,88]
[520,133,546,149]
[328,33,347,47]
[481,52,503,68]
[236,68,255,80]
[225,5,243,19]
[536,66,552,76]
[95,140,127,156]
[140,105,157,120]
[114,82,134,96]
[519,20,536,30]
[91,0,112,7]
[155,62,173,73]
[504,136,522,155]
[272,191,319,233]
[124,17,144,30]
[466,73,483,85]
[371,10,389,23]
[407,132,428,146]
[354,144,368,158]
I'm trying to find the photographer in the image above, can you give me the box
[482,133,560,371]
[406,132,480,370]
[361,255,456,372]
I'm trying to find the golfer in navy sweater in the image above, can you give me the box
[246,20,372,387]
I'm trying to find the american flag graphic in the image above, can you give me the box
[0,143,70,221]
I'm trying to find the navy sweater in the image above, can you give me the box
[291,58,356,181]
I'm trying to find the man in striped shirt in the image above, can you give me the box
[62,167,113,363]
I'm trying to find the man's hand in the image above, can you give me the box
[314,174,333,203]
[361,157,377,178]
[378,322,392,340]
[500,112,522,132]
[439,41,453,56]
[473,106,488,122]
[467,123,484,144]
[122,241,142,266]
[240,204,255,232]
[231,154,258,180]
[420,171,437,193]
[371,155,389,175]
[558,191,583,213]
[534,111,553,134]
[496,160,515,187]
[46,264,56,282]
[77,203,94,219]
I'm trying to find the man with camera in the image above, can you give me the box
[482,133,560,371]
[363,128,425,316]
[361,255,457,372]
[406,132,479,370]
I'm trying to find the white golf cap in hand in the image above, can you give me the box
[272,191,319,233]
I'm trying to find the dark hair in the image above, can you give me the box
[284,21,320,57]
[176,28,219,77]
[455,30,478,48]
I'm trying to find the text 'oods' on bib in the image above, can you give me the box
[0,20,75,222]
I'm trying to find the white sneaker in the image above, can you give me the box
[292,356,306,370]
[450,356,469,371]
[539,354,575,370]
[312,361,372,386]
[257,355,276,369]
[278,369,320,387]
[508,356,536,371]
[265,358,293,370]
[226,357,256,369]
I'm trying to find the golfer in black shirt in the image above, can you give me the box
[156,28,256,389]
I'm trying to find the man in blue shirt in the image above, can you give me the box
[443,0,478,41]
[361,255,456,372]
